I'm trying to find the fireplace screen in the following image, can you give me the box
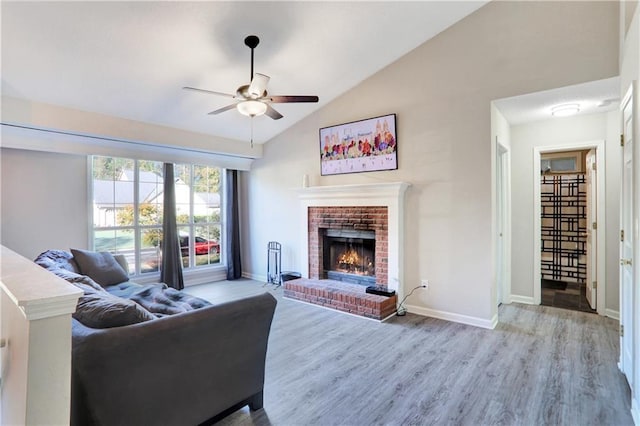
[323,229,375,285]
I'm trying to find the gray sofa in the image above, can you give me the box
[35,249,277,426]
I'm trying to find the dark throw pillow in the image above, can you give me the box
[71,248,130,287]
[74,291,156,329]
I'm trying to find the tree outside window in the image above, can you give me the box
[92,156,223,275]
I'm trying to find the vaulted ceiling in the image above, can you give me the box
[1,1,488,145]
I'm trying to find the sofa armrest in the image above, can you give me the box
[71,292,277,426]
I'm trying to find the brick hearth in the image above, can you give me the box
[284,278,397,321]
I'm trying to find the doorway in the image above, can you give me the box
[539,149,596,313]
[533,141,606,314]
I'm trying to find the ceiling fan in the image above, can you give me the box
[183,35,319,121]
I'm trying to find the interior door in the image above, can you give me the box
[620,86,634,389]
[585,149,597,309]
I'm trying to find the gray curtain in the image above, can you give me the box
[225,169,242,280]
[160,163,184,290]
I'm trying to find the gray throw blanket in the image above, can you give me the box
[106,281,211,316]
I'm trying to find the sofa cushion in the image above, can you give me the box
[71,248,130,287]
[74,291,156,329]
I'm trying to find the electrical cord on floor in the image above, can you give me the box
[396,285,427,316]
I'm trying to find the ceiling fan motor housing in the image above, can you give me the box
[244,35,260,49]
[236,84,267,100]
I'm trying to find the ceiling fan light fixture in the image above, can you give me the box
[551,103,580,117]
[184,35,318,121]
[237,100,267,117]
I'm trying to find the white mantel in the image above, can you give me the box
[298,182,410,299]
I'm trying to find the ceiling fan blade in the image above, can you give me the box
[268,95,319,103]
[183,86,236,98]
[207,104,237,115]
[265,104,284,120]
[249,73,270,98]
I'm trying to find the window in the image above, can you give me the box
[540,151,585,174]
[91,156,222,275]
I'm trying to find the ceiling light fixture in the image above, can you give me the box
[551,103,580,117]
[237,100,267,117]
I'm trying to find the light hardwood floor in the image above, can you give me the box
[184,279,633,426]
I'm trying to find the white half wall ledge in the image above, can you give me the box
[298,182,411,300]
[1,246,82,320]
[1,245,81,425]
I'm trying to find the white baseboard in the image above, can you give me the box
[184,267,228,286]
[510,295,535,305]
[489,313,498,329]
[605,308,620,321]
[405,304,497,329]
[242,271,267,282]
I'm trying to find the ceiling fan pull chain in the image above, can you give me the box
[250,116,254,148]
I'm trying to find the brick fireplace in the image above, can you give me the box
[285,182,409,320]
[308,206,388,286]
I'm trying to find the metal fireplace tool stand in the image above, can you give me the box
[266,241,300,286]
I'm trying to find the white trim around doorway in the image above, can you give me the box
[532,140,606,314]
[496,141,512,306]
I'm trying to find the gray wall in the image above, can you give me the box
[242,1,619,324]
[1,148,88,260]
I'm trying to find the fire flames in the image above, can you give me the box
[338,249,360,266]
[336,248,373,276]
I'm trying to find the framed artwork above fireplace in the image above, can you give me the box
[319,113,397,176]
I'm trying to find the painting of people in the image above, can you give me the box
[319,114,397,175]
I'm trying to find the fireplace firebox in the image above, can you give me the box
[322,229,376,286]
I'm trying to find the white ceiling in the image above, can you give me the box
[493,77,620,126]
[1,1,489,145]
